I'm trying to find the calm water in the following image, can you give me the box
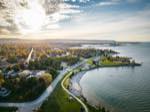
[80,43,150,112]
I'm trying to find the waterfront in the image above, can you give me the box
[75,43,150,112]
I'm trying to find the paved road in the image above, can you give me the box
[25,48,34,64]
[0,59,87,112]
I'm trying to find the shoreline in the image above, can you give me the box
[68,63,142,111]
[69,68,104,109]
[69,71,86,97]
[69,70,101,108]
[69,62,142,98]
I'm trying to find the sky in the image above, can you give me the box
[0,0,150,41]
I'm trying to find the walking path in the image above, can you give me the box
[61,72,89,112]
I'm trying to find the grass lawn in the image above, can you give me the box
[101,60,129,67]
[38,82,82,112]
[87,59,94,65]
[0,107,17,112]
[38,70,108,112]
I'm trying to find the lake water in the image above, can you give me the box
[79,43,150,112]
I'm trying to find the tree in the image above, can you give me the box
[102,107,106,112]
[7,55,17,63]
[48,67,58,79]
[12,64,21,72]
[39,73,52,86]
[26,77,38,88]
[0,73,5,87]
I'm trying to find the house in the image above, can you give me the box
[18,70,31,77]
[27,70,46,78]
[18,70,46,79]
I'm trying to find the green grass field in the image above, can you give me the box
[38,70,108,112]
[100,59,130,67]
[39,82,82,112]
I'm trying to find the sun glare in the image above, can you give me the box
[15,0,46,34]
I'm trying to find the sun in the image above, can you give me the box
[15,0,46,34]
[21,6,45,32]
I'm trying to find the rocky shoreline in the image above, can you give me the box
[69,69,110,110]
[69,71,86,97]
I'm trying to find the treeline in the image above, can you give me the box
[0,45,30,59]
[29,56,79,70]
[28,56,79,78]
[101,55,131,63]
[68,48,117,58]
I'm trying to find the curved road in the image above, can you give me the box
[0,59,87,112]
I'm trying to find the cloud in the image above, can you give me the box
[126,0,140,3]
[63,0,91,3]
[0,28,10,35]
[0,0,81,35]
[40,8,149,41]
[0,0,150,41]
[97,1,119,6]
